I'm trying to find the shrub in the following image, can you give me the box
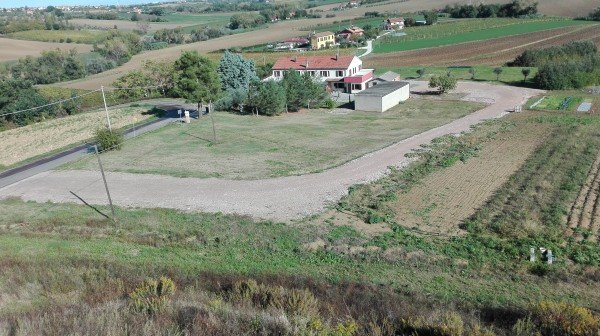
[95,128,124,152]
[531,301,600,336]
[129,276,176,315]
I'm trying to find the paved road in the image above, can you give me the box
[357,40,373,58]
[0,82,543,220]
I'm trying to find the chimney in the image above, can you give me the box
[305,60,309,68]
[292,56,297,62]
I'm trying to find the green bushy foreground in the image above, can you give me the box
[0,111,599,334]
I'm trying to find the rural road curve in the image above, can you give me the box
[0,82,542,220]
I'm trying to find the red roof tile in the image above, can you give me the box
[272,55,356,70]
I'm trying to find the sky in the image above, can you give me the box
[0,0,151,8]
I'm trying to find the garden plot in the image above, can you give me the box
[391,120,549,236]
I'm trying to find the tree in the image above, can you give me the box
[282,69,306,111]
[493,67,503,81]
[143,60,175,95]
[246,80,286,116]
[217,51,257,93]
[172,51,222,110]
[416,68,426,78]
[302,73,328,109]
[113,70,152,101]
[468,67,477,80]
[429,75,457,94]
[590,7,600,21]
[521,68,531,82]
[423,11,438,25]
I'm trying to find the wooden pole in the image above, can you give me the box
[101,86,112,131]
[94,145,116,221]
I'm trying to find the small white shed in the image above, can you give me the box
[354,81,410,112]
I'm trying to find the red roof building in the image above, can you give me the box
[272,55,356,71]
[270,55,374,93]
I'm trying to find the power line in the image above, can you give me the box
[0,84,169,119]
[0,88,102,118]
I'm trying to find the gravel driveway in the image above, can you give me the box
[0,82,542,220]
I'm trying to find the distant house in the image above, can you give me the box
[337,26,364,40]
[347,0,359,8]
[284,37,309,47]
[270,55,373,93]
[310,31,335,50]
[355,81,410,112]
[383,17,404,30]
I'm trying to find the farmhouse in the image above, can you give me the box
[383,17,405,30]
[310,31,335,50]
[354,81,410,112]
[270,55,373,93]
[337,26,364,40]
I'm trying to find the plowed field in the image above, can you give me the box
[364,24,600,67]
[392,121,549,236]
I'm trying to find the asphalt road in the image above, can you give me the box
[0,102,197,189]
[0,82,543,220]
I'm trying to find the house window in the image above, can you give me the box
[320,71,329,77]
[274,71,281,77]
[352,84,362,90]
[336,70,344,77]
[309,71,316,76]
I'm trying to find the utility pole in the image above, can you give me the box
[101,85,112,131]
[94,145,116,221]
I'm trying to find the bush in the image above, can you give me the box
[531,301,600,336]
[129,276,176,315]
[429,75,457,93]
[95,128,124,152]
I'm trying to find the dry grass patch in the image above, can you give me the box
[392,117,550,236]
[0,101,169,167]
[0,38,92,62]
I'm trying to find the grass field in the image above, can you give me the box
[373,19,592,53]
[0,38,93,62]
[8,29,111,44]
[1,109,599,333]
[161,12,232,26]
[529,95,585,111]
[64,96,484,179]
[0,99,179,168]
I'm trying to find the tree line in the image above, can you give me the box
[508,41,600,90]
[113,51,331,116]
[443,0,538,19]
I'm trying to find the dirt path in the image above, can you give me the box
[0,82,542,220]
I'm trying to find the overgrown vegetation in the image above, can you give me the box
[95,127,124,152]
[508,41,600,90]
[443,0,538,19]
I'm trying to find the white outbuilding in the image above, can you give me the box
[354,81,410,112]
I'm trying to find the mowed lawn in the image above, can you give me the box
[374,19,591,53]
[65,97,484,179]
